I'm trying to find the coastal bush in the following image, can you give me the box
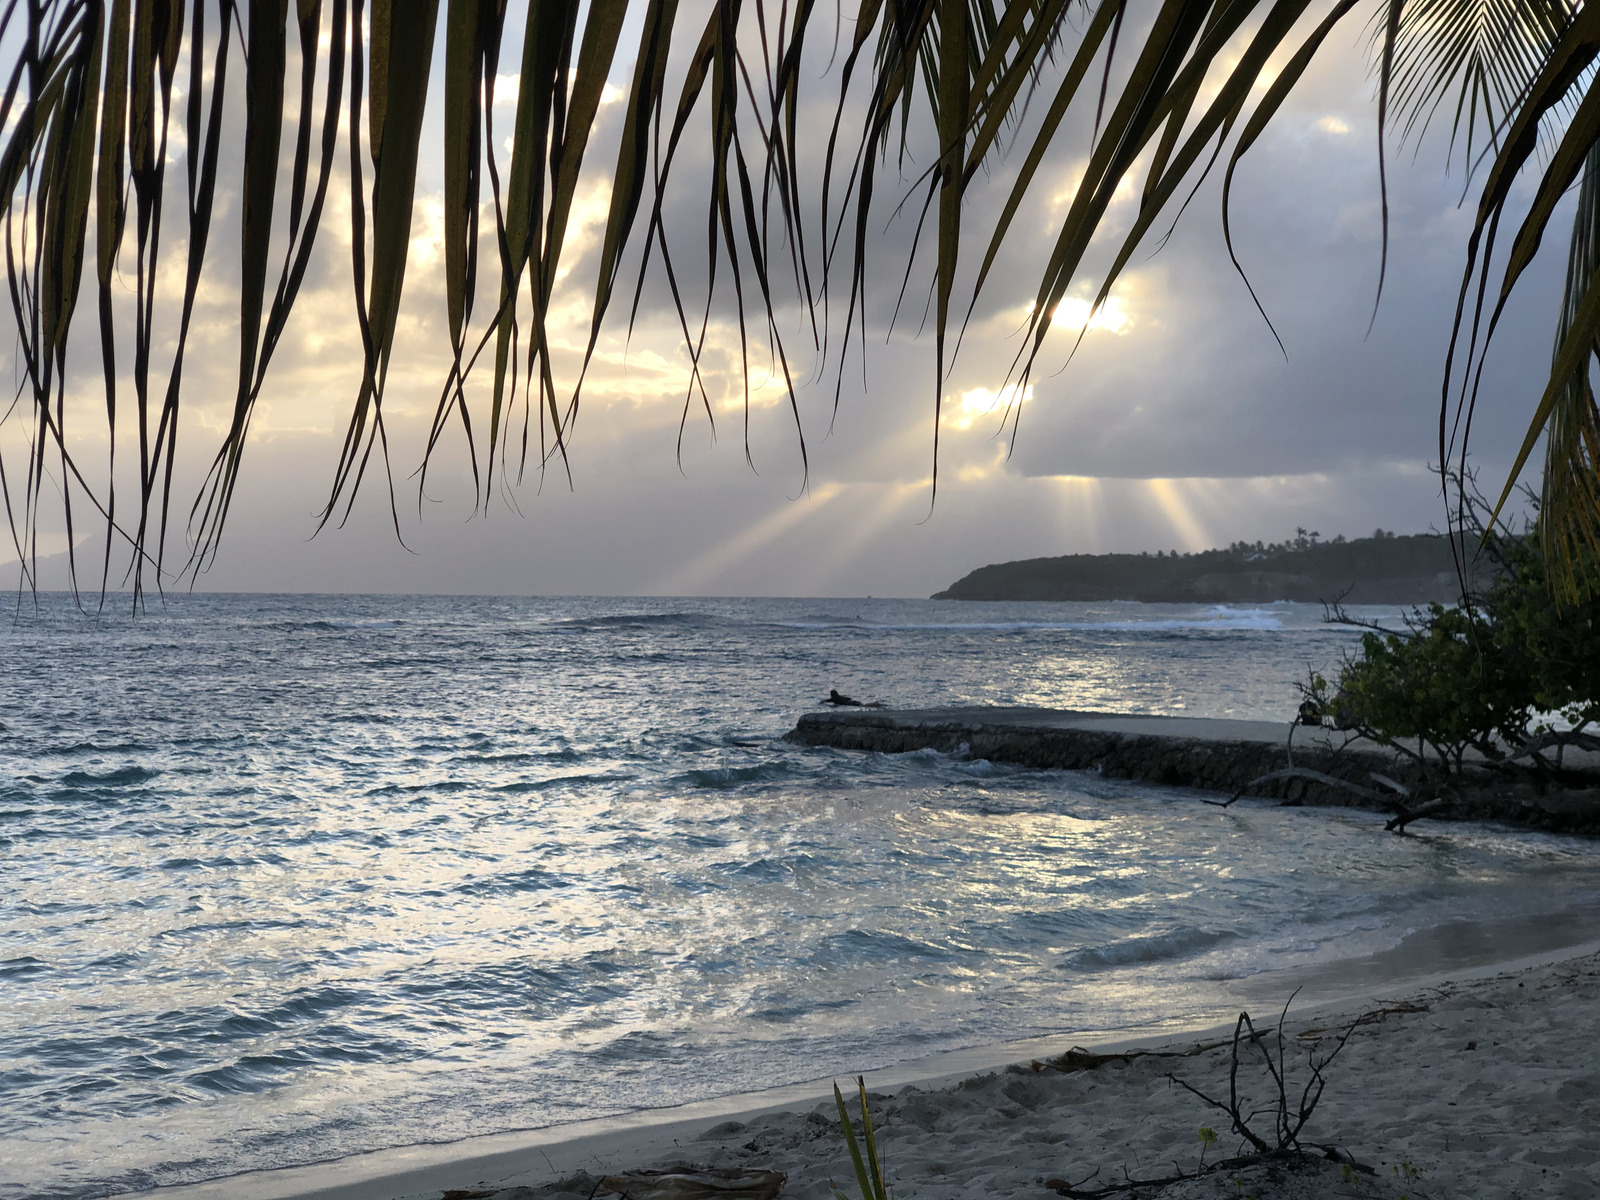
[1309,495,1600,779]
[1310,603,1533,772]
[1484,532,1600,735]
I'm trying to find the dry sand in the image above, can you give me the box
[382,950,1600,1200]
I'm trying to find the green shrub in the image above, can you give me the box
[1313,499,1600,776]
[1320,603,1533,770]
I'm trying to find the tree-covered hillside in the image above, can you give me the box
[933,531,1475,603]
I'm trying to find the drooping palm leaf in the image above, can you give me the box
[3,0,1599,601]
[1388,0,1572,168]
[1437,0,1600,598]
[191,0,347,568]
[1539,140,1600,601]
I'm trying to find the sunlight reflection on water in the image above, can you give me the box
[2,594,1597,1199]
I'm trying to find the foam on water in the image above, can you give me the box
[1,594,1595,1200]
[779,604,1286,632]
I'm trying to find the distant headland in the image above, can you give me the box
[932,529,1475,604]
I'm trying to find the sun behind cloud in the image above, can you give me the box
[1051,295,1130,333]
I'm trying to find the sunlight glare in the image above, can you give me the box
[1051,296,1129,333]
[947,384,1034,432]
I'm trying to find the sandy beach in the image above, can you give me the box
[118,943,1600,1200]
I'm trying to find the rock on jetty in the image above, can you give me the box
[785,707,1600,833]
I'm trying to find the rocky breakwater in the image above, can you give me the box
[784,707,1600,833]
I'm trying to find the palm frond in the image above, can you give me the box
[1536,141,1600,602]
[1438,0,1600,596]
[2,0,1599,601]
[1388,0,1573,169]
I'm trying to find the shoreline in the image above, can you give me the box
[112,927,1600,1200]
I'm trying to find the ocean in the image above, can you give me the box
[3,593,1598,1199]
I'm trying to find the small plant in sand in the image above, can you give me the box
[1048,993,1372,1198]
[830,1076,890,1200]
[1167,995,1356,1160]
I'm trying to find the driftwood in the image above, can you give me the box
[1368,772,1409,797]
[1385,795,1455,832]
[596,1166,787,1199]
[1017,1032,1268,1076]
[1046,1145,1368,1198]
[1296,1000,1429,1041]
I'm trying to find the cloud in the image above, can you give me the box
[0,18,1565,597]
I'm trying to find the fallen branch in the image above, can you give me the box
[1047,1146,1370,1198]
[1296,1001,1429,1040]
[1019,1032,1269,1075]
[1385,795,1454,832]
[1206,768,1381,808]
[1167,994,1360,1158]
[1045,1154,1259,1198]
[1209,765,1457,834]
[1369,772,1411,797]
[1508,727,1600,760]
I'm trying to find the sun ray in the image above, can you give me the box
[1145,478,1212,551]
[650,484,845,595]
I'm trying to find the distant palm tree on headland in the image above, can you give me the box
[2,0,1597,598]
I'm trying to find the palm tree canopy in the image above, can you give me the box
[1,0,1595,597]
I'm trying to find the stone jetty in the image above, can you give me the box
[785,707,1600,833]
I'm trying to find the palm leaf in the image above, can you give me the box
[1539,141,1600,601]
[4,0,1600,601]
[1388,0,1572,166]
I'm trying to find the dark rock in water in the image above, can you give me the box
[823,688,885,708]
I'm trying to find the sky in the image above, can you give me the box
[5,5,1570,598]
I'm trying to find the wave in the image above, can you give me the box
[1061,925,1236,972]
[293,619,399,631]
[0,955,48,980]
[547,612,724,630]
[675,760,806,789]
[37,739,157,756]
[58,765,159,788]
[780,607,1285,633]
[819,927,965,964]
[452,866,573,897]
[1074,614,1284,632]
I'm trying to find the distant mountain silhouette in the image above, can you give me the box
[933,532,1479,604]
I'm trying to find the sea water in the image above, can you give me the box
[3,594,1599,1200]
